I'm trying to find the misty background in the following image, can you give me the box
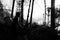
[0,0,60,25]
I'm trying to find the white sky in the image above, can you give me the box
[1,0,60,25]
[24,0,45,24]
[0,0,51,25]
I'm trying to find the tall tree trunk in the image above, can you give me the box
[30,0,34,27]
[21,0,24,25]
[11,0,15,18]
[51,0,55,29]
[25,0,31,26]
[44,0,46,25]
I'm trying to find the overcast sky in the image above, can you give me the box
[1,0,60,25]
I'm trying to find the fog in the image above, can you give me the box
[1,0,60,25]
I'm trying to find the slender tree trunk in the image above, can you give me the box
[25,0,31,26]
[30,0,34,27]
[20,0,24,26]
[51,0,55,29]
[48,12,49,25]
[11,0,15,18]
[18,0,24,26]
[44,0,46,25]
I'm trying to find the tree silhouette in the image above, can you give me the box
[0,1,3,12]
[25,0,31,27]
[51,0,55,29]
[44,0,46,25]
[11,0,15,18]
